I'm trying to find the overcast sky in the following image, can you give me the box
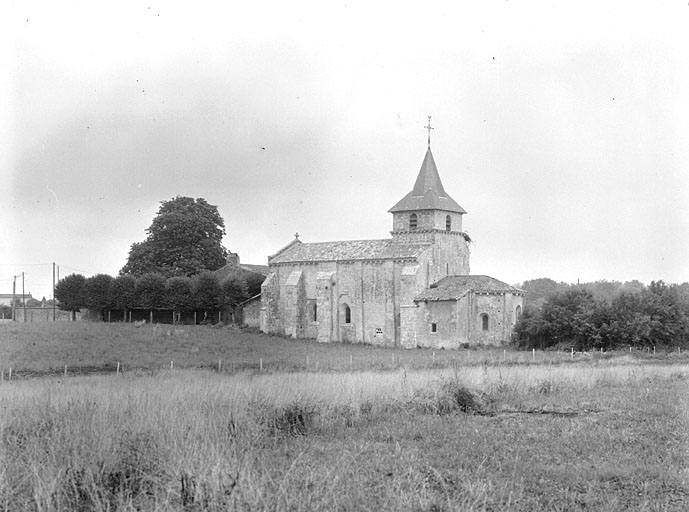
[2,1,689,300]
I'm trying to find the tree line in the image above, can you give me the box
[514,280,689,350]
[54,271,261,322]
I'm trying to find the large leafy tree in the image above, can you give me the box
[244,273,266,298]
[192,273,223,320]
[110,275,137,321]
[121,196,228,277]
[514,280,689,350]
[166,276,193,311]
[519,278,568,309]
[222,276,249,308]
[55,274,86,320]
[84,274,114,319]
[135,273,167,310]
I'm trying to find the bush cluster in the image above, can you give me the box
[514,281,689,350]
[54,271,255,319]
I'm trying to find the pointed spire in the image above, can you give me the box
[411,148,447,198]
[388,127,466,214]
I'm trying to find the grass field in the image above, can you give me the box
[1,322,685,377]
[1,322,688,510]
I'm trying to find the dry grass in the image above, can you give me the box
[1,361,688,510]
[1,322,685,378]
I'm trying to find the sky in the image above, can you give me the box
[2,1,689,301]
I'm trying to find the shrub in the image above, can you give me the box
[413,381,485,416]
[251,400,317,438]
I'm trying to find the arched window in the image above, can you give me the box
[409,213,418,231]
[446,215,451,231]
[311,301,317,322]
[514,305,522,324]
[343,304,351,324]
[480,313,489,331]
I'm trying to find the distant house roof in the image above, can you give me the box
[388,147,466,214]
[239,293,262,307]
[268,238,431,265]
[415,275,524,301]
[211,262,269,282]
[239,264,270,276]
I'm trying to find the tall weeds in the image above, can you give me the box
[1,362,687,510]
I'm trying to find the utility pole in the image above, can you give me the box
[53,262,56,321]
[22,272,26,322]
[12,275,16,322]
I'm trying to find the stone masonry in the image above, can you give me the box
[260,139,523,347]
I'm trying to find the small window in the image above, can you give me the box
[446,215,451,231]
[431,323,437,333]
[344,305,351,324]
[375,328,383,337]
[310,301,317,322]
[481,313,489,331]
[410,213,418,231]
[514,305,522,324]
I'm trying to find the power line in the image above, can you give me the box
[0,263,53,267]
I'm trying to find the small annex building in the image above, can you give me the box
[260,133,523,348]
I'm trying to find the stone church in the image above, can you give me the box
[260,131,523,348]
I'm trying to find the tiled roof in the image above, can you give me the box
[211,262,268,282]
[285,270,303,286]
[268,239,430,264]
[415,275,524,301]
[241,264,270,275]
[389,147,466,214]
[239,293,261,306]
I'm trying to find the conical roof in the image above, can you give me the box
[388,147,466,213]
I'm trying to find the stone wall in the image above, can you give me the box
[414,300,461,349]
[283,270,305,338]
[242,298,262,328]
[260,272,280,334]
[392,210,464,233]
[266,259,410,347]
[316,272,334,343]
[469,292,523,346]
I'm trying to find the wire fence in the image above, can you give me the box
[1,345,684,383]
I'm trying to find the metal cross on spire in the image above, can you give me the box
[424,115,434,148]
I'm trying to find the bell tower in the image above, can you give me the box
[388,117,470,276]
[389,118,467,239]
